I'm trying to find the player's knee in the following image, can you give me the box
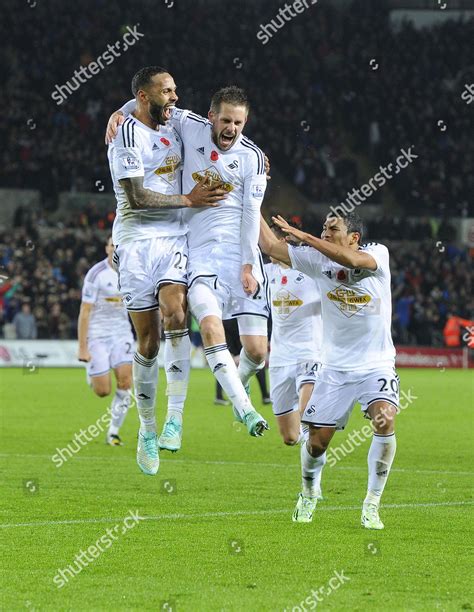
[162,310,186,331]
[137,337,159,360]
[308,437,329,457]
[245,346,266,365]
[200,317,223,345]
[117,378,132,391]
[371,404,397,434]
[93,385,111,398]
[282,433,299,446]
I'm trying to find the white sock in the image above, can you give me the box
[364,433,397,506]
[108,388,131,435]
[164,329,191,425]
[237,348,265,387]
[133,352,158,433]
[204,343,253,419]
[301,442,326,497]
[297,422,309,444]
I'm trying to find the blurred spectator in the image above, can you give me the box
[12,303,37,339]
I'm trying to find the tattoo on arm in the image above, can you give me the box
[120,177,186,210]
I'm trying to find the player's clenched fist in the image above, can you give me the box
[241,264,258,295]
[184,176,228,208]
[77,347,91,363]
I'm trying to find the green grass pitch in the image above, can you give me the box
[1,367,473,610]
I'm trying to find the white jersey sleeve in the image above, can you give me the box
[110,121,144,181]
[241,149,267,266]
[81,270,100,304]
[120,98,136,117]
[288,245,327,277]
[362,242,390,277]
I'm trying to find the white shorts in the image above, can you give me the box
[302,367,400,430]
[187,245,269,325]
[87,335,134,378]
[114,235,187,312]
[270,361,320,417]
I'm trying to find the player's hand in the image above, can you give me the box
[241,265,258,295]
[78,348,91,363]
[105,111,125,144]
[185,176,228,208]
[264,154,271,180]
[272,215,306,243]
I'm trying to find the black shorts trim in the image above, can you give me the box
[230,311,269,320]
[155,279,188,292]
[188,274,217,290]
[366,397,398,409]
[274,407,296,416]
[301,420,337,428]
[126,305,160,312]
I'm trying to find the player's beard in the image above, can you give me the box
[149,101,167,126]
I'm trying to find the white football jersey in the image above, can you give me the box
[288,242,396,371]
[170,108,267,266]
[108,114,186,245]
[266,263,322,367]
[81,259,133,339]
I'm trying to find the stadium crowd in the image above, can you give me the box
[1,0,473,215]
[0,213,472,347]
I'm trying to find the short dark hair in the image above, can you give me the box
[326,210,364,243]
[210,86,249,113]
[131,66,169,97]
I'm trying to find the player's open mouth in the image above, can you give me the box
[163,105,175,120]
[220,133,234,146]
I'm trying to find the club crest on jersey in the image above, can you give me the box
[192,166,234,192]
[295,273,304,283]
[121,155,141,171]
[227,160,239,170]
[154,154,181,183]
[327,285,371,318]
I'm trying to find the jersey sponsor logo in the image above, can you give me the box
[154,154,181,183]
[121,155,141,171]
[210,150,219,162]
[272,289,303,318]
[251,184,264,199]
[196,146,205,155]
[326,285,372,317]
[191,166,234,192]
[160,137,170,146]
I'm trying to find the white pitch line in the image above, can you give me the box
[0,500,473,530]
[0,453,472,476]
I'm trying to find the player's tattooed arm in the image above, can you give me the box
[259,215,291,266]
[119,176,227,209]
[272,215,377,270]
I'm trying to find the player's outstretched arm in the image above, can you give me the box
[77,302,92,362]
[120,176,228,210]
[259,215,291,266]
[272,215,377,270]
